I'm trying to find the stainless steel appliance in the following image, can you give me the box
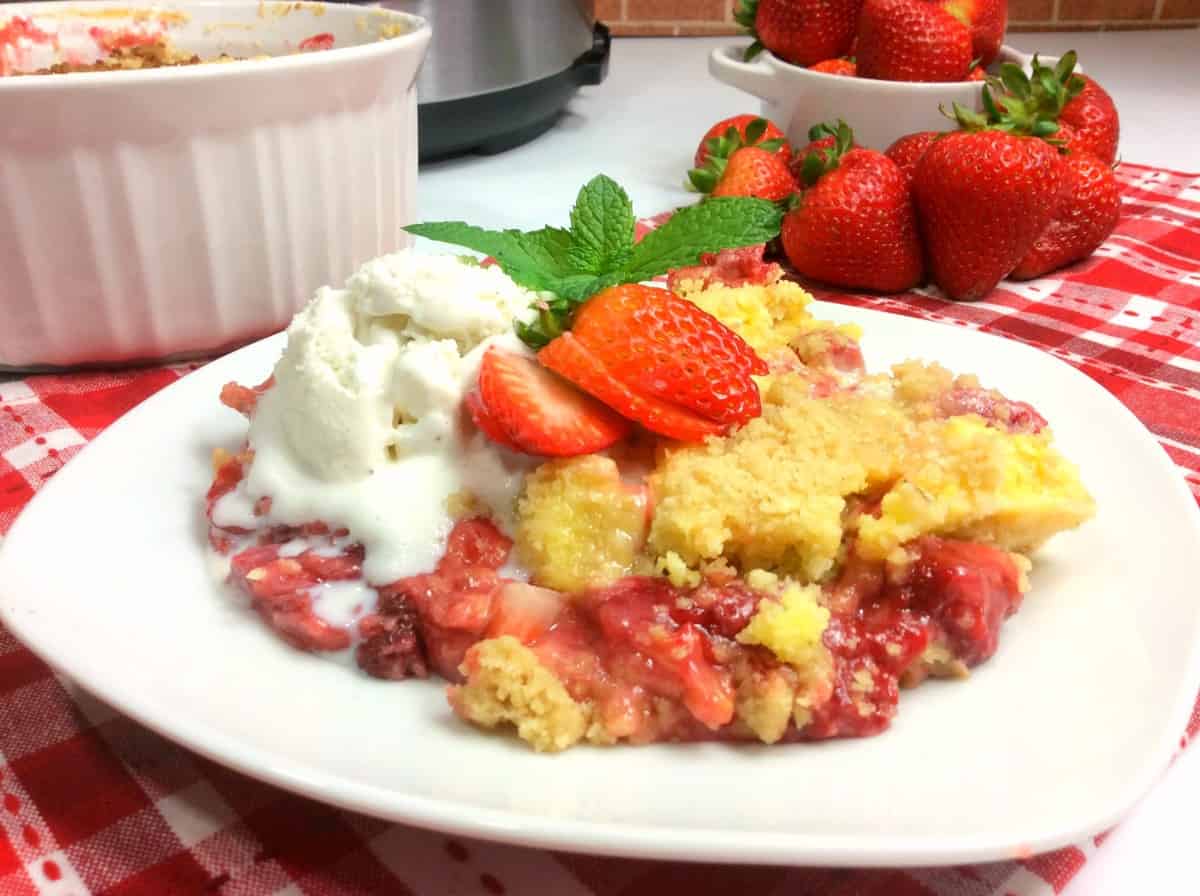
[380,0,610,161]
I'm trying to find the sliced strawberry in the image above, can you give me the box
[538,334,724,443]
[568,284,766,425]
[465,389,522,451]
[486,582,566,642]
[476,348,631,457]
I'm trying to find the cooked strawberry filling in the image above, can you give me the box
[666,245,783,291]
[214,451,1023,746]
[936,386,1047,434]
[230,541,362,652]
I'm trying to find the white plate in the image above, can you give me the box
[2,303,1199,867]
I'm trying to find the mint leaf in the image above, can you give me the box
[566,175,634,276]
[404,222,568,293]
[525,225,573,263]
[619,197,782,284]
[406,181,785,351]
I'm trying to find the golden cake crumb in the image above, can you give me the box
[648,383,913,580]
[449,637,590,752]
[515,456,647,591]
[648,352,1094,583]
[737,583,830,667]
[891,360,958,411]
[655,551,702,588]
[856,416,1096,561]
[673,279,816,358]
[734,663,798,744]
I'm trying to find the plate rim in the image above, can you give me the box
[3,303,1200,867]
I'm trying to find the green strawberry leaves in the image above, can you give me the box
[734,0,764,61]
[956,50,1087,149]
[795,120,856,188]
[405,174,783,348]
[688,117,784,194]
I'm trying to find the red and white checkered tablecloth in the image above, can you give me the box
[1,161,1199,896]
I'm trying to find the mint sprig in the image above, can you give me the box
[405,174,783,348]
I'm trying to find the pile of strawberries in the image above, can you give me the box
[689,52,1121,301]
[737,0,1006,82]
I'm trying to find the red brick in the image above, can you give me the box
[611,21,741,34]
[1058,0,1155,19]
[1162,0,1200,16]
[595,0,623,21]
[1009,0,1054,21]
[625,0,726,20]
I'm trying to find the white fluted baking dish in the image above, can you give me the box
[0,1,430,369]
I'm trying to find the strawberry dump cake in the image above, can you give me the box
[0,12,332,77]
[207,177,1094,751]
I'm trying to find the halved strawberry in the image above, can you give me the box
[465,389,521,451]
[538,333,724,443]
[476,348,632,457]
[568,284,766,426]
[486,582,566,642]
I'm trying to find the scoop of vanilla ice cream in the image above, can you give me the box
[224,250,543,585]
[348,252,538,351]
[264,251,538,482]
[271,287,396,481]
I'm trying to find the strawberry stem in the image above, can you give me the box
[795,119,855,188]
[688,117,779,195]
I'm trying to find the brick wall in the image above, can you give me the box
[595,0,1200,34]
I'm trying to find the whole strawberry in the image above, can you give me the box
[937,0,1007,68]
[706,146,798,202]
[1018,53,1119,166]
[856,0,972,83]
[736,0,862,67]
[788,121,859,182]
[884,131,942,185]
[693,114,791,169]
[1059,75,1119,165]
[809,57,857,76]
[913,124,1066,300]
[1010,150,1121,280]
[689,117,795,198]
[781,121,923,292]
